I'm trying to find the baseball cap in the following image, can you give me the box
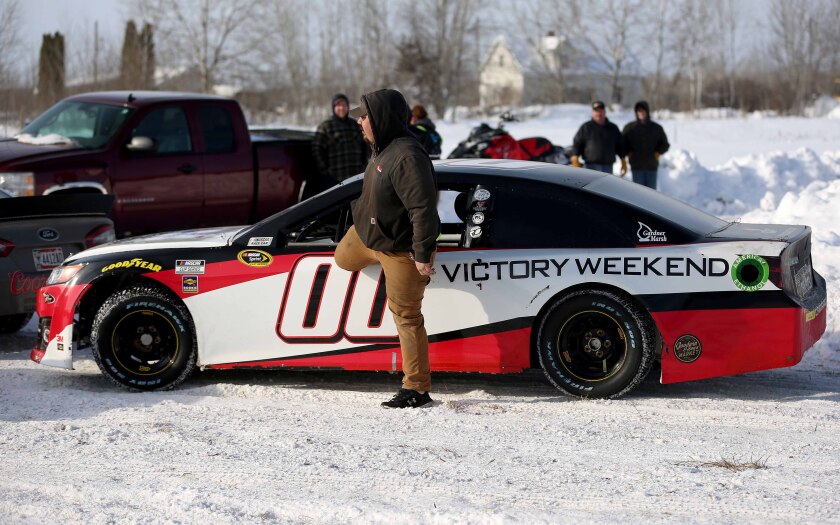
[349,103,367,119]
[592,100,606,110]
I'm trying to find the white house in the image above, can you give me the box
[479,36,525,108]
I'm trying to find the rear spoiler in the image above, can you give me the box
[0,194,114,220]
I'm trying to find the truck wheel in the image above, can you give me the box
[0,313,33,334]
[536,289,655,399]
[91,285,196,391]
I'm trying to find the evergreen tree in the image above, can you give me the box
[37,32,64,109]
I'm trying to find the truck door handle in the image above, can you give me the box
[177,163,198,174]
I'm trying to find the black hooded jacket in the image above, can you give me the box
[622,101,670,170]
[351,89,440,263]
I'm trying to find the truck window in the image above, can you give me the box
[198,105,236,153]
[131,107,192,154]
[18,101,133,149]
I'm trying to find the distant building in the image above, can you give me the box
[478,32,644,110]
[479,36,525,108]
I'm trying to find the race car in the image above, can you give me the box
[1,192,114,333]
[31,159,827,398]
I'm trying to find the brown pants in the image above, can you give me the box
[334,226,432,392]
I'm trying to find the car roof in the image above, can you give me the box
[66,91,232,108]
[433,159,602,189]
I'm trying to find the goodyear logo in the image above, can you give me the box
[101,258,162,273]
[237,249,273,268]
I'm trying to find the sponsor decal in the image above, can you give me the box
[471,212,485,225]
[237,249,273,268]
[57,343,64,351]
[673,334,702,363]
[101,258,162,273]
[469,226,482,239]
[474,188,491,200]
[175,260,205,274]
[793,262,813,296]
[731,254,769,292]
[32,247,65,271]
[37,227,60,242]
[441,256,730,283]
[247,237,273,247]
[42,292,56,304]
[637,221,667,243]
[182,275,199,293]
[472,200,487,211]
[8,271,48,295]
[805,298,826,322]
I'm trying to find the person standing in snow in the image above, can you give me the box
[408,104,443,159]
[621,100,670,189]
[311,93,368,193]
[570,100,626,175]
[335,88,440,409]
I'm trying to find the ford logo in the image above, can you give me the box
[37,228,60,242]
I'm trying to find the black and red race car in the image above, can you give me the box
[31,159,827,398]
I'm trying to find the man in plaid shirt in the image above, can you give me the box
[312,93,368,191]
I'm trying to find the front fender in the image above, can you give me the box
[31,283,88,369]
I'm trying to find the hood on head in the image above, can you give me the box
[634,100,650,119]
[359,89,411,153]
[332,93,349,118]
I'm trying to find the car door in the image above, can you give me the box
[197,103,253,227]
[112,105,204,235]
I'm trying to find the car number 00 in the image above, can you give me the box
[277,255,398,343]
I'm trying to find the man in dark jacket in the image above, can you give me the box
[622,100,670,189]
[311,93,368,192]
[335,88,440,409]
[571,100,626,174]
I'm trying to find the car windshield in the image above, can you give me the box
[18,101,134,149]
[585,175,728,235]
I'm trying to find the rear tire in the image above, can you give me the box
[536,289,655,399]
[0,313,33,334]
[91,285,196,391]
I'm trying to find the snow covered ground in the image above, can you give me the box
[2,108,840,524]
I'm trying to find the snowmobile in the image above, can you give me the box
[447,112,570,164]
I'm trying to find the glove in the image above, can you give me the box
[654,152,660,160]
[571,155,582,168]
[620,158,627,177]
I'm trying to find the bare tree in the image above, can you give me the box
[512,0,583,104]
[768,0,839,112]
[0,0,21,85]
[400,0,484,118]
[671,0,715,111]
[133,0,265,93]
[580,0,643,104]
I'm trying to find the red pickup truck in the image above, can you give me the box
[0,91,315,236]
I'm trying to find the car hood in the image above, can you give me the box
[0,138,86,166]
[66,226,244,262]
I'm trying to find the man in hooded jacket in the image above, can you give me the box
[312,93,368,192]
[335,88,441,409]
[621,100,670,189]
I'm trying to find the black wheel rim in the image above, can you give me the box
[555,310,628,382]
[111,309,180,376]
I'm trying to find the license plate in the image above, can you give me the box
[32,247,65,272]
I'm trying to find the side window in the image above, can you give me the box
[132,107,192,154]
[198,105,236,153]
[287,204,351,245]
[489,186,634,248]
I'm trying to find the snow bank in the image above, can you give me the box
[14,133,76,146]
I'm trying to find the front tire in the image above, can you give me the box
[91,285,196,391]
[536,289,655,399]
